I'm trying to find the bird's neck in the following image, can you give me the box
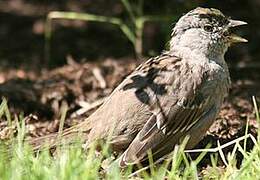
[169,35,227,65]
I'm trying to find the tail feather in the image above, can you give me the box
[29,122,92,151]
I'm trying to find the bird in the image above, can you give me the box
[30,7,247,167]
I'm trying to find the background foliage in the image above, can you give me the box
[0,0,259,68]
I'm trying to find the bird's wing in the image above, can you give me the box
[87,53,182,143]
[119,103,217,166]
[118,52,218,166]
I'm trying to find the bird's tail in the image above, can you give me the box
[29,121,92,152]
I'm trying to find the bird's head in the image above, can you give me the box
[170,7,247,56]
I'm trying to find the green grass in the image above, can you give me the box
[0,97,259,179]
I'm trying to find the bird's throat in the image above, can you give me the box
[169,35,227,63]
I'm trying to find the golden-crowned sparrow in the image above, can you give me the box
[31,7,247,167]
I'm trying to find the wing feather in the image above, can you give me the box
[118,53,218,166]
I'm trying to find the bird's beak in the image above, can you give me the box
[228,34,248,43]
[229,19,247,27]
[228,19,248,43]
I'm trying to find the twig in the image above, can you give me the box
[217,140,228,166]
[71,98,105,117]
[57,101,68,139]
[92,67,106,89]
[184,134,257,153]
[128,134,257,177]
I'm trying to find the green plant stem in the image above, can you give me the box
[121,0,136,24]
[137,0,144,16]
[44,10,173,63]
[44,11,136,63]
[48,11,135,44]
[135,18,144,58]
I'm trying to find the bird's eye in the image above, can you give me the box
[204,25,213,32]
